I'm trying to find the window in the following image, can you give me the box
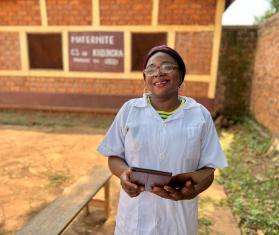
[131,33,167,71]
[27,33,63,69]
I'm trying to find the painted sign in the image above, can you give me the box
[69,32,124,72]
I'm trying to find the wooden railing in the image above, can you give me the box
[17,166,112,235]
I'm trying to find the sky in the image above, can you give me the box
[222,0,272,25]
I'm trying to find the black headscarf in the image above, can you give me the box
[143,45,186,85]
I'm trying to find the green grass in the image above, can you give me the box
[47,172,69,188]
[198,217,212,234]
[218,117,279,234]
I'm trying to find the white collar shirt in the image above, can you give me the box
[97,94,228,235]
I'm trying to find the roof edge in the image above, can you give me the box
[225,0,235,10]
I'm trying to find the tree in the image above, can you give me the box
[255,0,279,23]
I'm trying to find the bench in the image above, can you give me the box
[16,166,112,235]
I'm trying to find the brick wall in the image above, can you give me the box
[0,32,21,70]
[0,0,41,26]
[0,0,218,112]
[0,76,211,111]
[46,0,92,25]
[0,77,144,96]
[158,0,216,25]
[175,31,213,74]
[215,20,278,136]
[100,0,152,25]
[215,26,258,115]
[180,81,209,97]
[250,13,279,135]
[0,76,209,98]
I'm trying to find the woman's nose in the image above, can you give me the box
[153,68,164,77]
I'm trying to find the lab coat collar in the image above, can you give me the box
[132,93,200,110]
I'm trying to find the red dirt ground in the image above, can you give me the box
[0,123,240,235]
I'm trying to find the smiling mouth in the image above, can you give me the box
[153,79,170,87]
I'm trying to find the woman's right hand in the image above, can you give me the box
[120,169,144,197]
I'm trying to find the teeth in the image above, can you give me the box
[154,80,168,86]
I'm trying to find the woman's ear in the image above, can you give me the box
[143,81,149,94]
[178,72,183,87]
[178,82,184,95]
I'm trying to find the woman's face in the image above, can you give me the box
[144,52,181,99]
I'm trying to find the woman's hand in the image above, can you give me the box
[171,168,215,194]
[108,156,144,198]
[120,169,144,198]
[151,180,197,201]
[151,167,215,201]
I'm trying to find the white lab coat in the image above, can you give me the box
[97,94,228,235]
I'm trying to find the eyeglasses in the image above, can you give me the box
[144,63,178,77]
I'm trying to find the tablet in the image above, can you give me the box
[130,167,172,191]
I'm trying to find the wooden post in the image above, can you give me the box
[208,0,225,98]
[104,180,110,219]
[85,204,90,216]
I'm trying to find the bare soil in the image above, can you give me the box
[0,124,107,234]
[0,120,240,235]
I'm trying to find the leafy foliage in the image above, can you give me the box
[198,217,212,234]
[219,118,279,234]
[255,0,279,23]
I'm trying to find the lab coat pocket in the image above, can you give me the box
[124,125,148,166]
[117,190,139,232]
[184,125,202,171]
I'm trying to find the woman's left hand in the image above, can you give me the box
[151,180,197,201]
[151,167,215,200]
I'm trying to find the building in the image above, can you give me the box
[0,0,234,113]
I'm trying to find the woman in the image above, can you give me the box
[97,45,227,235]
